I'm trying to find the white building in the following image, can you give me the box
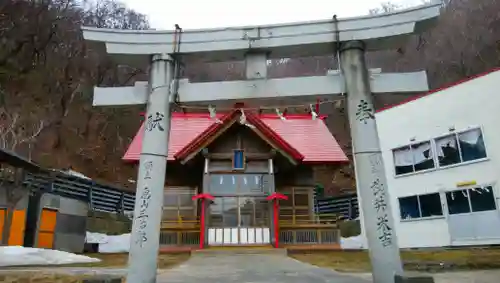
[376,68,500,248]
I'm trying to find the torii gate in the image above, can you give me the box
[82,3,441,283]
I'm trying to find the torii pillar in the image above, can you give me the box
[340,41,403,282]
[127,54,174,283]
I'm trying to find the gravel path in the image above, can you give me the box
[157,253,370,283]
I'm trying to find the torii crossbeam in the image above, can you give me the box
[92,69,429,107]
[82,2,441,283]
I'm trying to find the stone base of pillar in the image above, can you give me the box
[395,273,435,283]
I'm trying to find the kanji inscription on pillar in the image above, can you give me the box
[135,186,152,247]
[355,99,374,124]
[146,112,165,132]
[144,161,153,180]
[370,177,393,247]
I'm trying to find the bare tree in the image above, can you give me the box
[0,108,46,245]
[0,0,149,187]
[0,111,45,152]
[0,165,26,245]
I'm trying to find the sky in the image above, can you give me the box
[121,0,424,30]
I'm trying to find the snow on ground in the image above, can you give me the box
[0,246,100,267]
[86,231,365,251]
[86,232,131,253]
[340,235,368,249]
[85,232,108,244]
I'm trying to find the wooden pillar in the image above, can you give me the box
[268,158,276,246]
[203,157,210,247]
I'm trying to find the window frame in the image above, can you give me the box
[398,192,444,222]
[444,184,497,216]
[207,173,270,196]
[433,127,488,169]
[392,126,488,178]
[277,186,313,225]
[392,139,435,177]
[162,188,198,222]
[232,149,246,171]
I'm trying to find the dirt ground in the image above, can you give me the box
[289,248,500,273]
[0,253,189,282]
[3,249,500,282]
[76,253,190,268]
[2,253,190,269]
[345,270,500,283]
[0,273,119,283]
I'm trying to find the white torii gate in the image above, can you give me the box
[82,3,441,283]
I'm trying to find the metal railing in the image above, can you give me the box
[314,193,359,220]
[159,230,200,246]
[23,172,135,212]
[279,229,340,245]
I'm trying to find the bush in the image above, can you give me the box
[339,219,361,237]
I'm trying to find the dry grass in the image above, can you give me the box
[72,253,190,269]
[2,253,190,269]
[289,248,500,273]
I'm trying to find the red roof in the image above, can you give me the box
[377,67,500,113]
[174,109,304,162]
[123,112,349,163]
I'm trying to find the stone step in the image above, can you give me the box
[192,246,287,256]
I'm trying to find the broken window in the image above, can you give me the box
[436,128,487,167]
[398,193,443,220]
[393,140,435,175]
[446,186,496,215]
[469,186,496,212]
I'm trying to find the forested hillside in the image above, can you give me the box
[0,0,498,189]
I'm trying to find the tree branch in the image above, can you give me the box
[18,120,45,144]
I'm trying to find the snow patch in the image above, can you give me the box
[85,232,108,244]
[65,169,91,179]
[340,235,368,249]
[86,232,131,253]
[0,246,100,267]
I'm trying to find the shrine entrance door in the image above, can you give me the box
[206,174,271,246]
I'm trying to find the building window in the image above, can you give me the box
[208,196,269,228]
[435,128,487,167]
[162,188,197,222]
[232,150,245,170]
[393,140,435,175]
[208,174,270,195]
[399,193,443,220]
[446,186,496,215]
[393,128,487,176]
[278,187,312,224]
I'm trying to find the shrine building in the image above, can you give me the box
[123,109,349,248]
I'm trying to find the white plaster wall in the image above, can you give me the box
[375,70,500,248]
